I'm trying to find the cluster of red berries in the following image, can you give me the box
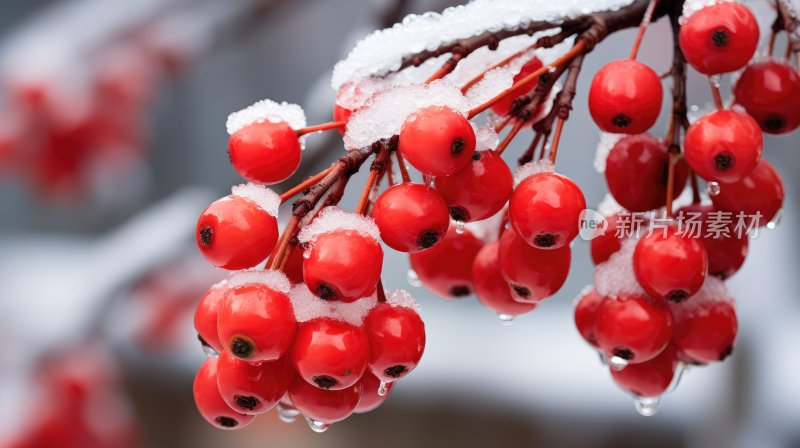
[576,0,788,414]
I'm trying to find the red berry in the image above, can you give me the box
[684,109,763,183]
[679,2,759,75]
[491,56,545,116]
[399,106,476,176]
[196,195,278,270]
[372,183,450,252]
[288,375,362,424]
[364,302,426,382]
[590,213,626,265]
[633,226,708,303]
[355,371,392,414]
[283,246,305,285]
[610,344,678,397]
[194,281,228,353]
[434,150,514,222]
[672,285,737,364]
[409,226,483,299]
[216,351,293,415]
[588,59,663,134]
[574,288,605,348]
[497,229,571,302]
[734,60,800,134]
[595,294,673,364]
[472,242,538,316]
[605,134,688,212]
[676,204,748,279]
[291,318,370,390]
[228,120,301,184]
[509,172,586,249]
[711,159,784,226]
[303,230,383,302]
[193,358,254,430]
[217,282,296,362]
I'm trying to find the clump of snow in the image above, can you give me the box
[443,35,538,86]
[594,132,625,173]
[231,183,280,217]
[681,0,736,22]
[671,276,735,320]
[228,269,291,294]
[209,279,228,290]
[464,67,514,107]
[332,0,636,89]
[343,80,470,149]
[513,159,554,186]
[474,124,499,151]
[386,289,422,313]
[597,193,627,217]
[226,99,307,135]
[297,206,380,245]
[289,284,378,326]
[594,238,647,299]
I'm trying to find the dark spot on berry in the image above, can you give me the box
[711,29,730,47]
[719,345,734,361]
[471,151,482,161]
[666,289,690,303]
[199,226,213,247]
[448,206,469,222]
[215,417,238,428]
[449,285,471,297]
[198,334,211,348]
[417,230,440,249]
[511,284,530,298]
[451,138,465,156]
[313,375,338,389]
[534,233,556,248]
[764,115,787,132]
[230,337,253,359]
[611,114,631,128]
[385,365,408,378]
[316,283,338,301]
[234,395,260,411]
[613,348,635,361]
[714,153,734,171]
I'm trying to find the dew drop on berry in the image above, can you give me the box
[378,381,390,397]
[454,221,465,234]
[667,362,688,393]
[277,402,300,423]
[633,396,661,416]
[406,269,423,287]
[497,314,515,326]
[306,417,330,433]
[608,356,629,371]
[706,181,720,196]
[202,344,220,359]
[766,208,784,230]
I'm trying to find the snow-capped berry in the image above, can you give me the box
[228,120,301,184]
[399,106,476,176]
[372,183,450,253]
[679,2,759,75]
[434,150,514,222]
[684,110,763,183]
[588,59,663,134]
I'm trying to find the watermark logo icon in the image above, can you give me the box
[579,209,607,241]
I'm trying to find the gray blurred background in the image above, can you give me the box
[1,1,799,447]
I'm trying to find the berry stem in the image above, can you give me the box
[296,121,347,136]
[395,150,411,183]
[280,165,335,203]
[708,76,724,110]
[629,0,658,60]
[355,145,391,215]
[268,216,300,270]
[425,55,462,83]
[518,131,544,166]
[461,47,531,93]
[690,171,701,204]
[495,120,525,155]
[547,118,566,163]
[665,153,678,219]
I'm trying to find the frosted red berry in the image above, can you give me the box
[684,109,763,183]
[434,150,514,222]
[355,371,392,414]
[217,283,296,362]
[399,106,476,176]
[497,229,571,303]
[509,171,586,249]
[472,242,538,316]
[196,195,278,270]
[372,183,450,252]
[588,59,663,134]
[303,230,383,302]
[291,318,370,390]
[605,134,688,212]
[734,60,800,134]
[491,56,545,117]
[633,226,708,303]
[194,281,228,353]
[574,288,605,348]
[228,120,301,184]
[288,375,362,424]
[364,302,426,382]
[610,344,678,398]
[216,351,293,415]
[679,2,759,75]
[193,358,254,430]
[595,294,673,364]
[672,295,738,364]
[409,226,483,299]
[711,159,784,226]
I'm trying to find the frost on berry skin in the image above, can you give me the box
[289,284,378,327]
[297,206,380,246]
[385,289,422,314]
[594,238,647,299]
[227,269,292,294]
[230,183,280,217]
[226,98,306,137]
[464,67,515,107]
[513,160,554,187]
[473,124,499,151]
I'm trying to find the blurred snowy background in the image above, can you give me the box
[0,0,799,447]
